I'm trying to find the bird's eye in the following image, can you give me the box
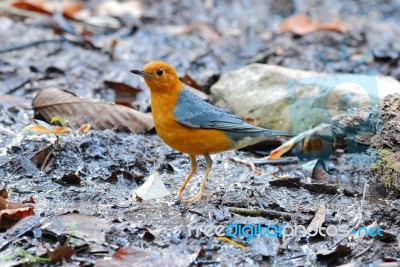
[156,69,164,76]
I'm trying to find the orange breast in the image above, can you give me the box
[151,92,230,155]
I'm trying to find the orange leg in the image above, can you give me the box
[177,154,197,198]
[184,154,213,203]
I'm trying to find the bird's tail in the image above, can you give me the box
[263,129,296,137]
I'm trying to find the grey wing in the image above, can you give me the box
[173,90,264,133]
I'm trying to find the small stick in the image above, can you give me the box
[0,39,64,54]
[253,157,298,166]
[228,207,292,220]
[355,243,374,258]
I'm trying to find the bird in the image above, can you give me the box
[131,61,294,203]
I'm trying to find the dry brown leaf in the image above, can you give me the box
[104,80,141,97]
[32,88,153,133]
[307,203,326,236]
[11,0,84,19]
[112,248,127,259]
[279,14,348,35]
[6,201,24,210]
[23,124,71,135]
[49,246,74,263]
[180,73,202,91]
[0,206,34,225]
[30,144,54,171]
[0,197,7,210]
[0,188,8,199]
[78,123,91,134]
[11,0,52,16]
[62,0,84,19]
[55,172,81,186]
[195,22,223,43]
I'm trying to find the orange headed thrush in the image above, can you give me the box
[131,61,294,202]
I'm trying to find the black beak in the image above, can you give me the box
[130,69,154,78]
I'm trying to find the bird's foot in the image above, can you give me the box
[227,154,262,174]
[180,192,207,203]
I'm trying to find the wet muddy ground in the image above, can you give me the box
[1,0,400,266]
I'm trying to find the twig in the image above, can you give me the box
[253,157,299,166]
[326,194,340,205]
[355,243,374,258]
[228,207,292,220]
[329,178,369,249]
[5,78,31,94]
[0,39,65,54]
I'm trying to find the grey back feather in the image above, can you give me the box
[173,90,266,134]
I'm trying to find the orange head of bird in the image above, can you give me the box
[130,61,183,94]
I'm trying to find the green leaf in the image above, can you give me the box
[50,116,68,126]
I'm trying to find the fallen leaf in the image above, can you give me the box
[0,197,7,210]
[78,123,91,134]
[32,88,153,133]
[349,221,395,242]
[180,73,202,91]
[30,145,54,171]
[96,0,143,20]
[0,188,8,199]
[112,248,127,259]
[54,172,81,186]
[11,0,52,16]
[62,0,84,19]
[301,159,330,180]
[23,121,71,135]
[104,80,141,97]
[11,0,84,19]
[6,201,24,210]
[279,14,348,35]
[316,244,351,261]
[28,196,35,204]
[84,16,121,29]
[195,22,223,43]
[0,206,35,228]
[45,214,110,244]
[133,171,171,201]
[307,204,326,236]
[95,246,199,267]
[49,246,74,263]
[0,216,41,250]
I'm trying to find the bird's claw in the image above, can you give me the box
[178,192,207,203]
